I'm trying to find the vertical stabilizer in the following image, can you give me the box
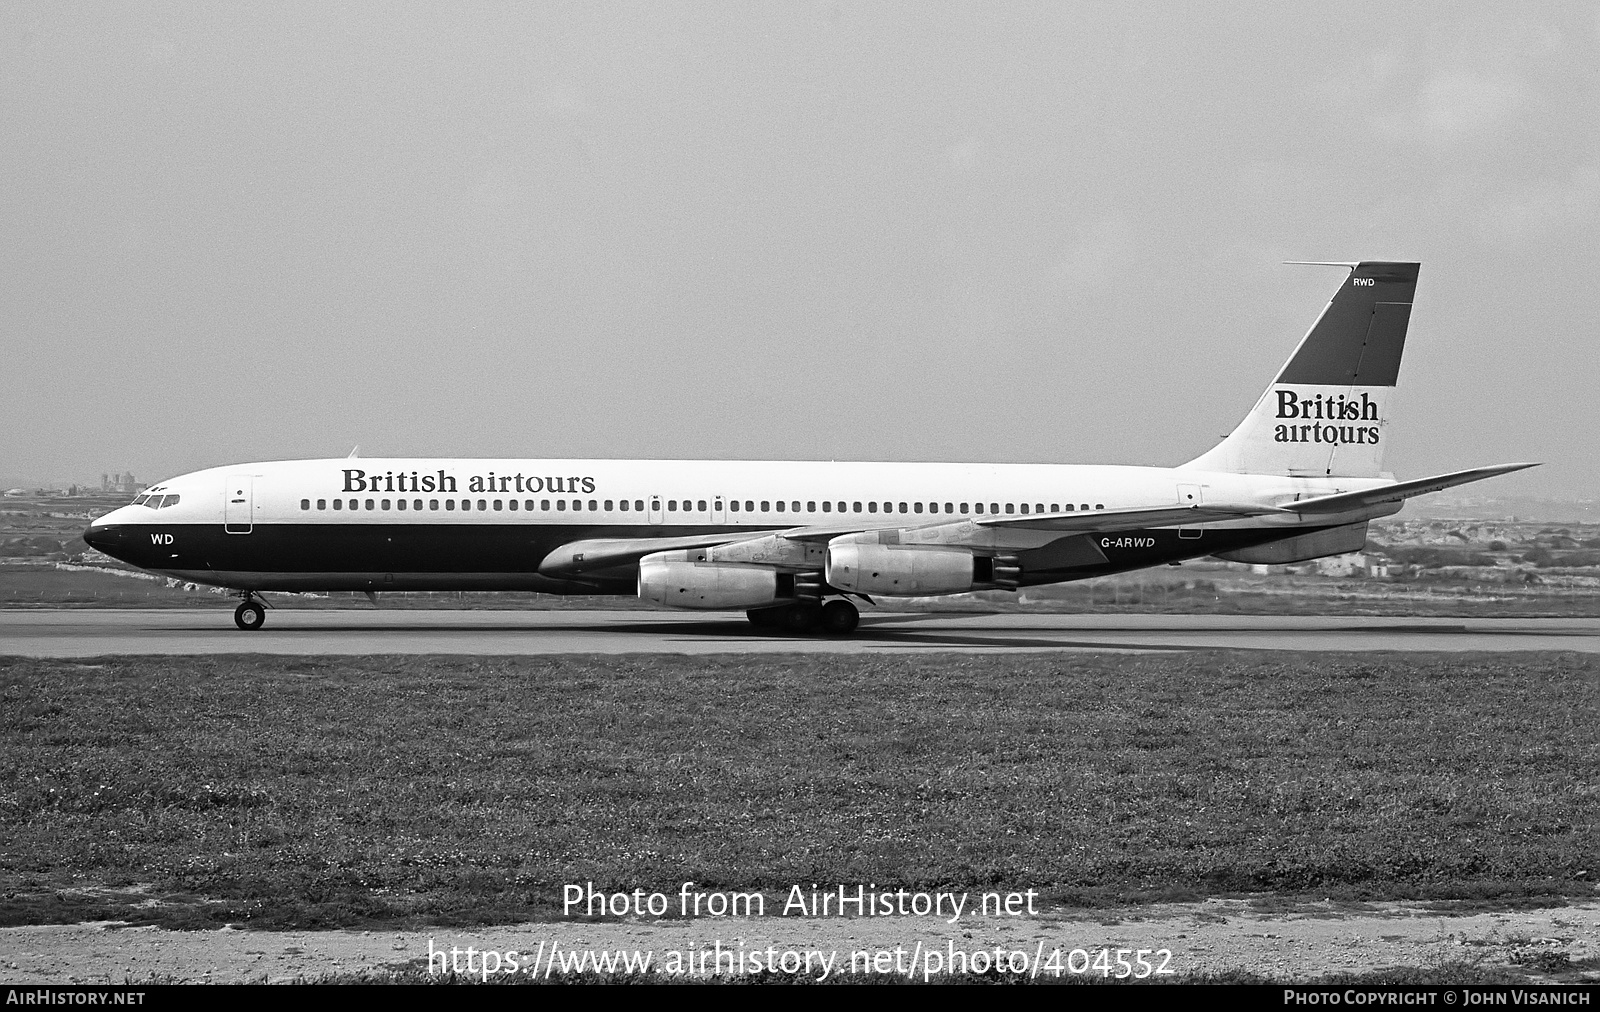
[1186,261,1419,477]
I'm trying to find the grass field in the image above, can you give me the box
[2,651,1597,931]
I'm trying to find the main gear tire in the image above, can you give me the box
[821,599,860,635]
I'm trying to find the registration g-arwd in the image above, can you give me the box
[84,262,1535,634]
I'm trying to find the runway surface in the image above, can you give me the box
[3,608,1599,655]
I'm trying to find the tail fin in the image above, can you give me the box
[1186,261,1420,477]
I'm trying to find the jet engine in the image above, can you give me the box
[826,544,1018,596]
[637,555,788,610]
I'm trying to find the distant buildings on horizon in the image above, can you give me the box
[1,473,148,497]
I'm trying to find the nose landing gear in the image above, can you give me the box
[233,591,268,631]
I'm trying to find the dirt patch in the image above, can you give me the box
[4,898,1599,983]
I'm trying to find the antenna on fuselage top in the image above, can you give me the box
[347,446,360,458]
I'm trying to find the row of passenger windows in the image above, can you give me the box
[302,498,642,512]
[299,498,1107,515]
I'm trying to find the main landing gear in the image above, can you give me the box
[233,591,268,631]
[747,598,860,635]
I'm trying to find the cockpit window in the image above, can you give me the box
[132,494,151,506]
[159,494,180,509]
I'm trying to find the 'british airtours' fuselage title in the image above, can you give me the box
[84,261,1536,633]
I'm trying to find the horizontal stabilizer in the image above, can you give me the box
[976,502,1280,532]
[1287,463,1539,514]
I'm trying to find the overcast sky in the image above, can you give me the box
[2,3,1595,497]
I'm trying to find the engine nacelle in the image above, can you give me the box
[637,556,786,610]
[826,544,978,596]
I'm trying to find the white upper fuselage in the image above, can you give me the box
[91,456,1393,534]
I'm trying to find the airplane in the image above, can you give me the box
[83,260,1535,634]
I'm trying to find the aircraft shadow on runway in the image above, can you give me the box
[148,613,1597,651]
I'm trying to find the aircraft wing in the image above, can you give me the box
[541,500,1295,578]
[1286,463,1540,514]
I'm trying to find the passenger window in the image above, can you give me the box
[1081,503,1090,511]
[1020,504,1029,514]
[493,500,502,511]
[507,500,517,511]
[301,499,310,510]
[1050,503,1059,512]
[791,501,800,512]
[430,499,439,510]
[868,502,877,513]
[1095,503,1104,510]
[745,501,754,511]
[478,499,486,510]
[853,502,862,512]
[365,499,374,510]
[1065,504,1075,511]
[557,500,566,511]
[333,499,342,510]
[542,500,551,511]
[592,500,600,511]
[317,499,326,510]
[636,500,645,511]
[571,500,581,512]
[945,503,953,513]
[837,502,846,512]
[990,503,999,513]
[461,500,471,512]
[522,500,532,510]
[775,501,785,512]
[382,499,391,510]
[414,499,423,510]
[1006,504,1015,514]
[730,500,739,512]
[898,502,907,513]
[619,499,630,511]
[807,501,816,512]
[1036,503,1044,513]
[697,500,706,511]
[398,499,408,511]
[821,501,831,512]
[960,502,969,513]
[446,500,455,511]
[604,500,613,511]
[667,500,676,511]
[914,503,923,513]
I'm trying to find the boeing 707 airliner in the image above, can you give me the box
[84,261,1535,633]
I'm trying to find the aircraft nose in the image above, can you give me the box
[82,520,119,553]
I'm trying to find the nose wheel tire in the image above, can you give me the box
[234,601,266,631]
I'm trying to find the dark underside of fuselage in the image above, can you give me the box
[83,522,1329,595]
